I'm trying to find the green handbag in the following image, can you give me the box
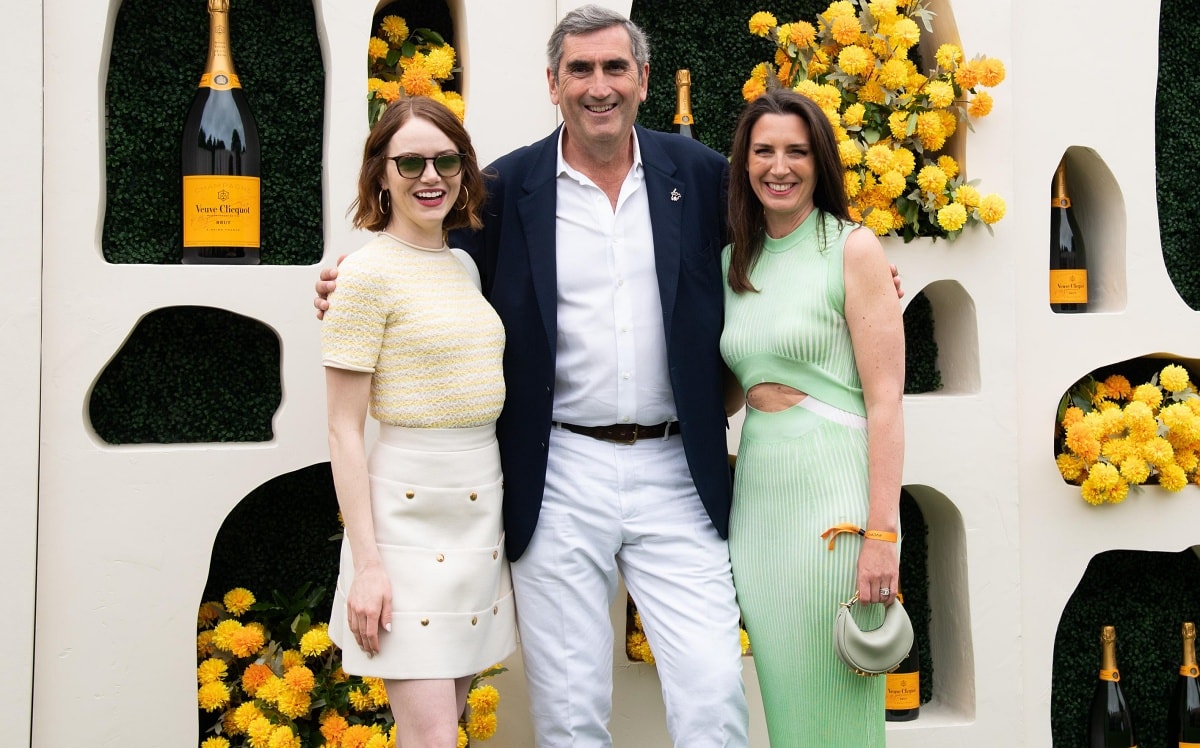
[832,593,914,676]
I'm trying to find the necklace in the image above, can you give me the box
[380,231,447,253]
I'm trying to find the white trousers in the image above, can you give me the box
[511,426,749,747]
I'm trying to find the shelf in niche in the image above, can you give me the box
[904,281,980,395]
[904,484,976,726]
[1051,146,1127,314]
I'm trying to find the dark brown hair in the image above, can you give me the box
[350,96,486,233]
[727,88,851,293]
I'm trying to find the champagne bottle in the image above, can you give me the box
[1169,622,1200,747]
[885,593,920,722]
[1088,625,1138,748]
[181,0,261,264]
[1049,156,1086,312]
[672,69,696,140]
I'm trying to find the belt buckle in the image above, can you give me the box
[615,424,639,445]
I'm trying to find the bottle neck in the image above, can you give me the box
[1051,162,1071,209]
[674,70,694,126]
[1099,627,1120,682]
[202,0,240,90]
[1183,623,1198,677]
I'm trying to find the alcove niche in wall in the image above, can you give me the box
[1051,547,1200,748]
[1051,146,1126,314]
[102,0,324,265]
[905,281,979,395]
[902,483,975,726]
[369,0,462,120]
[87,306,281,444]
[196,463,341,742]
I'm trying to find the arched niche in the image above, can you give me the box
[903,483,975,725]
[103,0,324,265]
[368,0,464,121]
[1051,547,1200,748]
[905,280,980,395]
[1052,146,1127,313]
[87,306,282,444]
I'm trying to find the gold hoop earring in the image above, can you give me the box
[378,189,391,215]
[456,185,470,210]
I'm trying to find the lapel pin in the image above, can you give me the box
[670,188,681,202]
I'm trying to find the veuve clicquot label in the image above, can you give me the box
[183,176,260,247]
[885,672,919,710]
[1050,269,1088,305]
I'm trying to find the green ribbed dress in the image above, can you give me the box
[720,210,889,747]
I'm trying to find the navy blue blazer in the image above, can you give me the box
[452,125,732,561]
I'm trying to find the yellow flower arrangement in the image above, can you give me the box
[197,584,506,746]
[1055,364,1200,505]
[367,15,464,126]
[744,0,1006,241]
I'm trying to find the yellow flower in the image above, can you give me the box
[979,194,1006,224]
[457,726,469,748]
[955,60,981,90]
[838,140,863,168]
[937,155,959,179]
[276,688,312,719]
[349,687,375,712]
[248,716,275,748]
[426,46,456,80]
[257,675,286,704]
[858,79,886,104]
[968,91,994,118]
[1103,375,1133,400]
[823,1,858,21]
[1062,405,1085,430]
[916,111,946,151]
[878,59,910,89]
[923,80,955,109]
[886,110,910,140]
[864,208,894,235]
[830,15,861,45]
[197,657,227,685]
[299,624,333,657]
[467,711,499,741]
[1080,462,1126,505]
[954,184,982,209]
[368,37,389,62]
[888,16,921,51]
[935,44,963,70]
[366,676,391,707]
[1056,453,1086,482]
[212,619,242,653]
[868,0,899,19]
[197,601,223,629]
[844,170,862,197]
[1141,436,1175,466]
[890,147,916,177]
[1160,463,1188,491]
[342,725,379,748]
[400,65,437,98]
[232,702,263,733]
[202,738,232,748]
[916,165,947,194]
[740,628,752,654]
[468,684,501,713]
[742,77,767,102]
[978,57,1007,87]
[842,102,866,127]
[879,171,907,200]
[229,624,266,658]
[321,713,350,745]
[1119,457,1151,485]
[837,45,873,76]
[865,144,894,175]
[1132,383,1164,409]
[281,649,305,671]
[198,681,231,712]
[240,662,273,696]
[937,203,967,232]
[380,15,409,45]
[365,735,390,748]
[223,588,256,617]
[268,725,302,748]
[284,665,316,695]
[749,62,772,83]
[789,21,817,47]
[197,630,217,658]
[748,11,778,37]
[1161,364,1191,393]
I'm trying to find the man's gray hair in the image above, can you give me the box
[546,4,650,79]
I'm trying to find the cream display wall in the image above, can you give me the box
[16,0,1195,745]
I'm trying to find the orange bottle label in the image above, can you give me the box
[1099,668,1120,682]
[199,72,241,91]
[1181,664,1199,677]
[1050,269,1088,304]
[183,175,260,248]
[885,672,920,710]
[1178,742,1200,747]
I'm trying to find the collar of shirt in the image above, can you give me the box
[555,127,644,187]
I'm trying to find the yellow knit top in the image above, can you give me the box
[321,235,505,428]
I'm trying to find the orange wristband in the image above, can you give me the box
[820,523,897,549]
[863,529,898,543]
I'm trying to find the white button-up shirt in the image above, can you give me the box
[551,130,676,427]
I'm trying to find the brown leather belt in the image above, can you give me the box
[555,421,681,445]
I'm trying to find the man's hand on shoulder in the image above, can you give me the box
[314,255,346,320]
